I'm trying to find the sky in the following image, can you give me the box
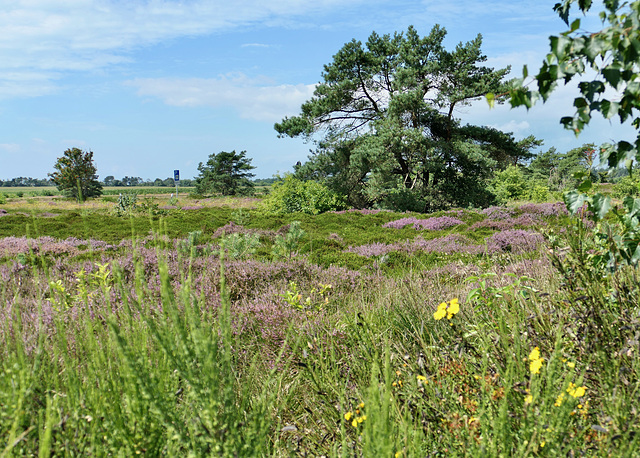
[0,0,635,181]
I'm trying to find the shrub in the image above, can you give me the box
[113,193,138,216]
[612,174,640,199]
[220,233,261,260]
[177,230,212,257]
[382,216,464,231]
[529,184,552,202]
[272,221,305,260]
[260,175,346,215]
[489,165,529,203]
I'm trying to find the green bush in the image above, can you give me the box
[528,184,551,203]
[220,233,261,260]
[612,174,640,199]
[260,175,346,215]
[177,230,212,257]
[113,193,138,216]
[488,165,528,203]
[272,221,304,260]
[373,185,429,213]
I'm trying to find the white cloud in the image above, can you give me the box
[0,71,60,99]
[490,120,530,135]
[0,0,364,97]
[0,143,21,154]
[126,74,316,122]
[241,43,273,49]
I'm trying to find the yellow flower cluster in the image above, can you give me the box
[555,382,587,406]
[344,403,366,428]
[529,347,544,375]
[524,389,533,405]
[433,298,460,320]
[567,382,586,398]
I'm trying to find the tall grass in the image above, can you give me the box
[1,204,639,455]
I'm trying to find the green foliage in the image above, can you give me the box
[260,174,346,215]
[195,150,256,196]
[48,148,103,201]
[525,144,598,191]
[612,171,640,199]
[47,262,114,312]
[167,195,179,207]
[488,165,529,203]
[529,184,552,202]
[4,198,640,455]
[511,1,640,269]
[220,232,261,260]
[177,230,212,257]
[277,25,534,211]
[279,281,332,311]
[113,193,138,216]
[272,221,305,260]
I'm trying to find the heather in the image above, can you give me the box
[1,198,639,456]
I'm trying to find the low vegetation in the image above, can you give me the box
[2,2,640,455]
[1,195,638,456]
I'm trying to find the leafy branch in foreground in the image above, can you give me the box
[507,0,640,269]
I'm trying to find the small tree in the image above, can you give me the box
[195,150,256,196]
[49,148,103,201]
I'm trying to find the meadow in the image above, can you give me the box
[0,194,638,456]
[0,186,197,198]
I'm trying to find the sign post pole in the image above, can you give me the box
[174,170,180,198]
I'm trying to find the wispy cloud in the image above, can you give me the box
[241,43,273,48]
[0,143,21,154]
[126,74,316,122]
[0,0,364,98]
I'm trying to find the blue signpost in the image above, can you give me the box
[174,170,180,197]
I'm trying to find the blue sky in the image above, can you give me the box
[0,0,634,180]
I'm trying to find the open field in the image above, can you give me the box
[1,198,639,456]
[0,186,196,197]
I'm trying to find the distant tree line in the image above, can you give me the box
[0,175,276,188]
[0,177,54,187]
[102,176,195,187]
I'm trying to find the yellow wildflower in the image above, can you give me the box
[530,358,543,374]
[358,402,365,409]
[447,298,459,318]
[567,383,586,398]
[524,394,533,405]
[433,298,460,320]
[433,302,447,320]
[567,361,576,369]
[529,346,540,361]
[555,393,565,407]
[416,375,427,382]
[528,346,544,375]
[352,418,358,427]
[344,411,352,421]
